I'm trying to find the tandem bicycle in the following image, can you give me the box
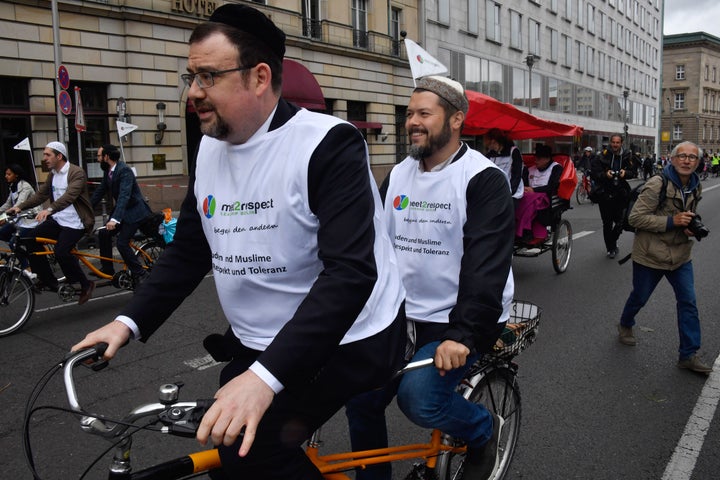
[22,300,541,480]
[0,212,165,337]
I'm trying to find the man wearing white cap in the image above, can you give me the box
[346,75,515,480]
[9,141,95,304]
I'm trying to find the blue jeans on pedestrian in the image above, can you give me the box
[620,261,701,360]
[397,341,493,449]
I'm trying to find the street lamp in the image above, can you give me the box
[525,54,538,114]
[623,89,629,143]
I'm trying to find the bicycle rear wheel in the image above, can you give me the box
[435,365,521,480]
[134,240,164,269]
[0,268,35,336]
[575,184,587,204]
[551,219,572,274]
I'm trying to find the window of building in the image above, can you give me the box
[576,0,584,26]
[675,65,685,80]
[481,59,504,98]
[617,24,623,51]
[549,28,559,62]
[0,77,32,200]
[587,46,595,76]
[549,0,558,13]
[575,40,585,72]
[438,0,450,24]
[564,0,572,20]
[600,13,607,39]
[609,56,615,83]
[301,0,322,40]
[529,20,541,56]
[512,66,526,107]
[390,8,402,56]
[705,65,709,81]
[616,59,623,85]
[351,0,368,48]
[548,77,559,111]
[465,55,481,91]
[467,0,479,34]
[486,1,502,42]
[674,92,685,110]
[598,51,606,79]
[510,10,523,49]
[704,93,708,111]
[562,34,572,67]
[587,4,595,34]
[673,124,682,141]
[713,67,717,83]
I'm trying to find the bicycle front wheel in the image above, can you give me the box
[0,268,35,336]
[435,365,521,480]
[575,184,587,204]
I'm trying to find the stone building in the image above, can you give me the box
[662,32,720,156]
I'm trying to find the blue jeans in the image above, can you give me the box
[620,261,701,359]
[398,341,493,448]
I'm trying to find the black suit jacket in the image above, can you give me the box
[91,161,151,225]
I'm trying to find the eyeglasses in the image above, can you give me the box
[180,66,253,89]
[673,153,699,161]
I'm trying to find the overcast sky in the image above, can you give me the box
[663,0,720,38]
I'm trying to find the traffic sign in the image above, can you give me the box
[57,65,70,90]
[58,90,72,115]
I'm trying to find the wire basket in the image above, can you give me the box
[492,300,541,359]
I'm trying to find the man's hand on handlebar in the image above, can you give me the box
[196,369,275,458]
[71,320,132,359]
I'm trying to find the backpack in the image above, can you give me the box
[622,174,668,233]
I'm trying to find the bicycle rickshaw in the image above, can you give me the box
[512,153,576,274]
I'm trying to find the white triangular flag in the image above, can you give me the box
[13,137,31,151]
[117,121,138,138]
[404,38,448,83]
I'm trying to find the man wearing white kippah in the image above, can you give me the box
[8,141,95,304]
[346,75,515,480]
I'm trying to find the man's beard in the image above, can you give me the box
[100,161,110,172]
[195,101,230,139]
[408,121,452,161]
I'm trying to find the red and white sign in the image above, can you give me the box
[74,86,86,132]
[57,65,70,90]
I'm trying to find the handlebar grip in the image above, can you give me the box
[63,342,109,364]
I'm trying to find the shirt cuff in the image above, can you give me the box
[110,218,120,224]
[115,315,140,340]
[249,361,285,394]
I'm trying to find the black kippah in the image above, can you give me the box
[209,4,286,60]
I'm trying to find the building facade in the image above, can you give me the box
[421,0,663,156]
[0,0,420,206]
[662,32,720,157]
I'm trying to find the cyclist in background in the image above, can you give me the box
[7,141,95,304]
[90,144,152,281]
[72,5,405,479]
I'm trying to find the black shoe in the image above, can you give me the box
[33,281,59,293]
[463,413,505,479]
[78,281,95,305]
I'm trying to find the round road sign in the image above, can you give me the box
[57,65,70,90]
[58,90,72,115]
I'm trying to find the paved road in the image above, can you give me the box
[2,176,720,479]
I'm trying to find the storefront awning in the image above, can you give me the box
[282,59,326,111]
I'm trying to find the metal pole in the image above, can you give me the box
[525,55,535,114]
[667,97,674,152]
[623,89,629,143]
[51,0,64,142]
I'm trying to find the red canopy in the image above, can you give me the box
[462,90,583,140]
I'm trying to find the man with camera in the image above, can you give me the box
[590,134,636,258]
[617,141,712,374]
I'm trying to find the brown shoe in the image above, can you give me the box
[677,355,713,375]
[617,324,637,346]
[78,281,95,305]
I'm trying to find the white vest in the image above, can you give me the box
[491,146,524,199]
[384,149,514,324]
[194,110,404,350]
[527,161,560,189]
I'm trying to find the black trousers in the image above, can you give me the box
[598,196,626,251]
[98,220,143,275]
[208,308,406,480]
[25,217,90,289]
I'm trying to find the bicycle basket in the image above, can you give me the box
[492,300,541,358]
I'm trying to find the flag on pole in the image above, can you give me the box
[13,137,31,151]
[74,86,86,132]
[117,121,138,138]
[404,39,448,84]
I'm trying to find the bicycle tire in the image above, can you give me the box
[134,240,164,269]
[0,268,35,336]
[575,184,587,204]
[551,219,572,274]
[434,364,521,480]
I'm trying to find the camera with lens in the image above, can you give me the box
[609,170,620,187]
[688,214,710,241]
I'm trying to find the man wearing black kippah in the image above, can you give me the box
[72,4,406,479]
